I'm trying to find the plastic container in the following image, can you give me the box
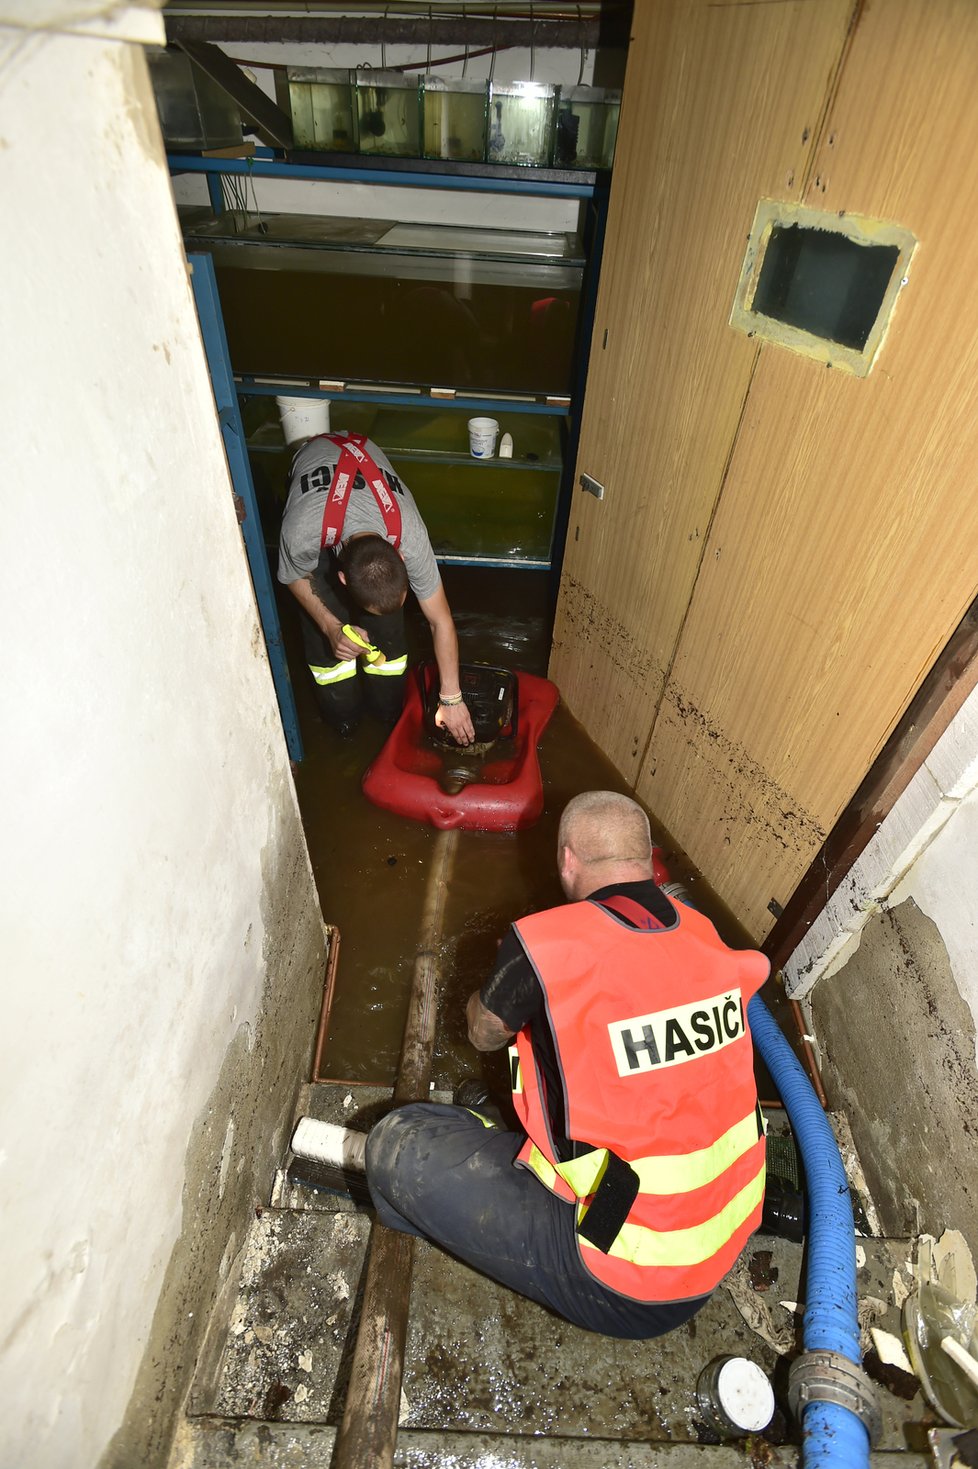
[355,70,421,157]
[277,67,356,152]
[468,417,499,458]
[904,1282,978,1427]
[553,85,622,169]
[696,1356,776,1438]
[276,395,330,445]
[422,76,487,161]
[487,81,557,166]
[147,47,242,151]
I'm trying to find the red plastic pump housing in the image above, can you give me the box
[362,667,559,831]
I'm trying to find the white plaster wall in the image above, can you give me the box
[784,682,978,1054]
[0,16,318,1466]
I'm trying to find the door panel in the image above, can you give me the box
[550,0,855,780]
[634,0,978,936]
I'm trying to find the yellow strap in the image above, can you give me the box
[579,1163,766,1268]
[309,659,357,686]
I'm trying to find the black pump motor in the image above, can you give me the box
[421,662,519,747]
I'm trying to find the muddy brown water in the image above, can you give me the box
[288,567,787,1099]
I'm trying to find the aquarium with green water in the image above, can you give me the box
[487,81,557,166]
[241,399,563,567]
[355,70,421,157]
[421,77,488,161]
[276,67,357,152]
[553,85,621,169]
[186,214,583,398]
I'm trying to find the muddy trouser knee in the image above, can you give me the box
[364,1103,710,1340]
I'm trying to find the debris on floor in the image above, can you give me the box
[723,1256,795,1355]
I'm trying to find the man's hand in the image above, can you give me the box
[331,622,371,662]
[466,990,515,1052]
[436,699,476,746]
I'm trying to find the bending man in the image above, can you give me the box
[365,791,769,1337]
[278,428,474,743]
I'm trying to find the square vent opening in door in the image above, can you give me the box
[731,200,916,375]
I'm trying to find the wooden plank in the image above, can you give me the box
[549,0,855,779]
[636,0,978,937]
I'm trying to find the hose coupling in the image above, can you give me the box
[788,1350,883,1446]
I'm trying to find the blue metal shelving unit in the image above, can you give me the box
[189,250,304,762]
[175,149,608,755]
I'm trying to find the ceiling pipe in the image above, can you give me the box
[163,14,629,48]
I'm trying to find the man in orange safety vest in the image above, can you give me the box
[365,790,769,1337]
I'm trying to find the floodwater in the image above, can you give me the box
[289,567,786,1098]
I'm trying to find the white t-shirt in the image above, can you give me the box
[277,434,442,603]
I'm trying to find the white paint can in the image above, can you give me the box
[276,395,331,445]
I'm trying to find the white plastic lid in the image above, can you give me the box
[716,1357,775,1431]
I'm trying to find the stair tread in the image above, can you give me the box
[174,1417,930,1467]
[193,1203,923,1453]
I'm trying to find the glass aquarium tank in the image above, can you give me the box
[486,81,557,166]
[276,67,357,152]
[553,85,621,169]
[147,46,242,151]
[186,213,583,398]
[354,70,421,157]
[241,398,562,567]
[422,76,488,162]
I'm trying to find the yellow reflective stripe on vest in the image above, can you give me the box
[309,659,357,685]
[632,1109,762,1196]
[363,653,408,676]
[525,1142,557,1189]
[546,1107,761,1201]
[461,1107,499,1130]
[579,1161,765,1268]
[555,1148,609,1198]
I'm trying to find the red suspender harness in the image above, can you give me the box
[315,433,402,550]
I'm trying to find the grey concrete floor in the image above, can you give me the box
[170,1086,939,1468]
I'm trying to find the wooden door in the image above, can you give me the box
[552,0,978,938]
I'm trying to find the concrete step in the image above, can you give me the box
[172,1416,930,1468]
[177,1084,929,1465]
[183,1200,928,1456]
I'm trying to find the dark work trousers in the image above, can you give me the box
[365,1103,710,1339]
[299,561,408,734]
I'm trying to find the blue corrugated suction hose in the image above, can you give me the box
[748,994,870,1469]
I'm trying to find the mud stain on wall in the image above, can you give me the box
[99,800,326,1469]
[552,577,665,698]
[813,898,978,1263]
[658,678,826,857]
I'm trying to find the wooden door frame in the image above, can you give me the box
[763,593,978,974]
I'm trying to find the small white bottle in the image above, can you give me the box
[498,432,513,458]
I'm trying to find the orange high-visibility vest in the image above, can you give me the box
[511,895,769,1303]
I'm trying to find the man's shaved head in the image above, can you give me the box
[558,791,653,876]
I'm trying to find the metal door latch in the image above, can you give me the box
[579,473,605,500]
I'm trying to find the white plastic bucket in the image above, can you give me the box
[467,416,499,458]
[276,394,331,445]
